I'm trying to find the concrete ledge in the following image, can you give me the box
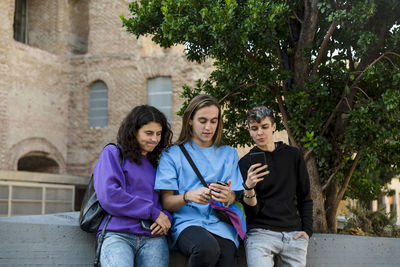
[0,213,94,266]
[0,170,90,186]
[307,234,400,267]
[1,212,400,266]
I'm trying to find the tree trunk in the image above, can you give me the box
[305,155,327,233]
[293,0,319,90]
[325,182,339,233]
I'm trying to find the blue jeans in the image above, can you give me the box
[244,229,308,267]
[100,232,169,267]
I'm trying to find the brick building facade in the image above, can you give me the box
[0,0,213,177]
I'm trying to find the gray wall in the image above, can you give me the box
[0,212,399,267]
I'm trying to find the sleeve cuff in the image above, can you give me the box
[164,209,173,224]
[304,228,313,238]
[150,208,161,222]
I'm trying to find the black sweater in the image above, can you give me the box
[239,142,313,237]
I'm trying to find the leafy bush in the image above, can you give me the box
[342,206,400,237]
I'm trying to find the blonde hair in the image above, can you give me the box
[176,94,223,147]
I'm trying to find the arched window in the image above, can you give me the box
[89,81,108,127]
[147,77,172,122]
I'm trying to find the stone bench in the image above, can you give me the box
[1,212,400,266]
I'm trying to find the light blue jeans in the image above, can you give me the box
[244,228,309,267]
[100,232,169,267]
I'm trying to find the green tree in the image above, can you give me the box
[122,0,400,232]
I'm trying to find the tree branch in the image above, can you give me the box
[319,97,343,137]
[312,21,337,75]
[334,152,361,205]
[383,52,400,69]
[352,86,370,100]
[275,44,289,97]
[218,83,258,103]
[322,163,343,192]
[292,10,303,24]
[385,51,400,58]
[304,149,312,161]
[274,87,299,148]
[351,53,387,87]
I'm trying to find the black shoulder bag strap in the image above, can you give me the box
[179,144,208,188]
[94,143,123,267]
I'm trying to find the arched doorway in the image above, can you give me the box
[17,151,60,174]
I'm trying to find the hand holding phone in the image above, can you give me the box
[209,180,231,203]
[141,220,153,231]
[141,210,171,235]
[246,152,269,188]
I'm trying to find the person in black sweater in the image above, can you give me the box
[239,106,313,267]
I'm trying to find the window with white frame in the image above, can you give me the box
[147,77,172,122]
[0,181,74,217]
[89,80,108,127]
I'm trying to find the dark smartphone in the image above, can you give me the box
[211,181,228,194]
[140,220,153,231]
[250,152,267,166]
[216,181,228,186]
[250,152,268,179]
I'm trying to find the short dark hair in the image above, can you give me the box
[117,105,172,167]
[246,106,275,125]
[176,94,223,147]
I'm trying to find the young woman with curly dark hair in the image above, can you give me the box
[93,105,173,267]
[117,105,173,167]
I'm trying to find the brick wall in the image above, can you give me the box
[0,0,14,40]
[65,47,213,176]
[26,0,59,54]
[0,85,7,170]
[0,1,213,177]
[3,43,69,171]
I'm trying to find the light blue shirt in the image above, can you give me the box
[155,140,244,247]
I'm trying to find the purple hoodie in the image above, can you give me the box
[93,145,172,236]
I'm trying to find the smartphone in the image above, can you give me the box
[216,181,228,186]
[211,181,228,194]
[250,152,267,166]
[250,152,268,179]
[140,220,153,231]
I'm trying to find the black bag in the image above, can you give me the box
[78,143,123,266]
[78,175,106,233]
[79,143,123,232]
[179,144,232,225]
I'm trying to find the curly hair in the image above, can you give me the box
[117,105,172,167]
